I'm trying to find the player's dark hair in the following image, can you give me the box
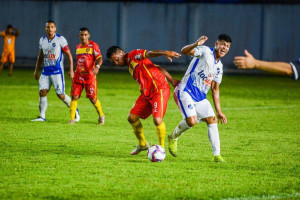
[46,20,56,25]
[79,27,89,32]
[6,24,13,29]
[106,46,123,59]
[218,34,232,43]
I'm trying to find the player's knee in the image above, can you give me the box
[39,89,47,97]
[57,94,65,100]
[72,96,79,101]
[89,98,97,104]
[186,117,197,127]
[153,118,163,126]
[127,114,138,124]
[206,116,217,124]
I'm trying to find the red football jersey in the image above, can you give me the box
[126,49,170,97]
[74,40,102,84]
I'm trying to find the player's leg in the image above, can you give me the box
[128,96,152,155]
[31,75,49,121]
[8,52,14,76]
[198,99,224,162]
[0,52,7,73]
[69,81,83,124]
[0,62,4,73]
[53,73,80,121]
[86,82,104,125]
[151,89,170,148]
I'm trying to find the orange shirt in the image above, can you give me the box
[0,31,16,53]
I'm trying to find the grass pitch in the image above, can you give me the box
[0,69,299,199]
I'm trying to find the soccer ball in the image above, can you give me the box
[147,145,166,162]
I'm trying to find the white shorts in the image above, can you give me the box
[174,86,215,122]
[39,73,65,94]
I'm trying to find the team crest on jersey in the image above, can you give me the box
[52,43,56,47]
[188,104,193,109]
[135,54,142,60]
[86,48,90,53]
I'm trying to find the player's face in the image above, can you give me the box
[6,28,13,34]
[79,30,90,45]
[45,23,56,38]
[110,51,126,66]
[214,40,231,59]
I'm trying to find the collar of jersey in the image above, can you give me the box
[47,34,56,43]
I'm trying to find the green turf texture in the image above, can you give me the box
[0,69,299,200]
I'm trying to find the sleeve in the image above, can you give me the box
[60,36,70,52]
[290,58,300,80]
[213,66,223,84]
[93,43,102,60]
[193,45,206,58]
[39,38,42,50]
[133,49,147,60]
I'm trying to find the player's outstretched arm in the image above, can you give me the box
[64,50,74,79]
[145,50,181,62]
[34,50,44,80]
[181,36,208,56]
[211,81,227,124]
[155,64,180,88]
[92,57,103,75]
[234,49,293,76]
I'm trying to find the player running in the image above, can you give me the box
[32,20,79,122]
[69,27,105,125]
[107,46,180,155]
[168,34,232,162]
[0,24,20,76]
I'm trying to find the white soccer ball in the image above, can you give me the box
[147,145,166,162]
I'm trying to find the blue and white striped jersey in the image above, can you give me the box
[178,45,223,102]
[39,34,69,75]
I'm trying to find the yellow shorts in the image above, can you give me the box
[1,50,15,63]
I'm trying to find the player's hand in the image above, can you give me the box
[34,71,39,80]
[217,112,227,124]
[171,79,180,88]
[165,51,181,62]
[194,36,208,46]
[234,50,257,69]
[69,71,74,79]
[92,67,99,75]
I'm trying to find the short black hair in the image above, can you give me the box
[218,34,232,43]
[6,24,13,29]
[79,27,89,32]
[46,20,56,25]
[106,46,123,59]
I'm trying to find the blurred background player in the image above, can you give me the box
[31,20,79,122]
[0,24,20,76]
[107,46,180,155]
[234,50,300,80]
[69,27,105,125]
[168,34,232,163]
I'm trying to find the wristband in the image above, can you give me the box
[96,65,100,69]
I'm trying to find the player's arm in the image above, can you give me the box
[0,31,5,37]
[155,64,180,88]
[64,49,74,79]
[34,50,44,80]
[13,28,20,37]
[234,50,293,76]
[145,50,181,62]
[181,36,208,56]
[211,81,227,124]
[92,57,103,75]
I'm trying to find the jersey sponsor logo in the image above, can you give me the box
[7,39,11,45]
[44,50,56,60]
[135,54,142,60]
[88,44,92,47]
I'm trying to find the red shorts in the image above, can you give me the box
[130,88,170,119]
[71,79,97,99]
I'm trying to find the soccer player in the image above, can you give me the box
[32,20,79,122]
[106,46,180,155]
[234,50,300,80]
[0,24,19,76]
[168,34,232,162]
[69,27,105,125]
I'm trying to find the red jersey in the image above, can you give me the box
[126,49,170,97]
[74,40,102,84]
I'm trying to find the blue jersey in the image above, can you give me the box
[39,34,69,75]
[178,45,223,102]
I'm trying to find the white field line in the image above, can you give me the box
[26,103,299,112]
[223,192,300,200]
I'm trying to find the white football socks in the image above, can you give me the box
[207,123,220,156]
[62,94,71,107]
[171,119,191,140]
[39,96,47,119]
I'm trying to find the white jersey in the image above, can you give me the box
[39,34,69,75]
[178,45,223,102]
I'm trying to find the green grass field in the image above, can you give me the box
[0,69,299,200]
